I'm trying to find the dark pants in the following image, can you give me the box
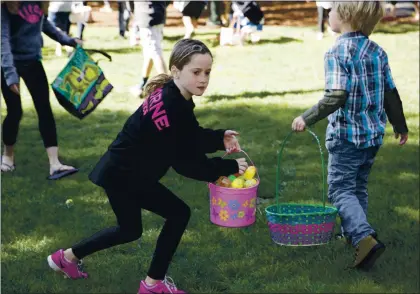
[77,1,89,40]
[210,1,223,25]
[1,60,58,148]
[71,182,191,280]
[48,11,71,34]
[118,1,131,37]
[317,6,330,33]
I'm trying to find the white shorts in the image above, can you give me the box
[140,24,164,58]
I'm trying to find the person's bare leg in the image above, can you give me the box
[63,248,79,263]
[131,54,154,97]
[46,146,75,176]
[151,53,167,75]
[414,2,419,20]
[145,276,159,286]
[182,16,194,39]
[192,17,198,29]
[142,55,154,78]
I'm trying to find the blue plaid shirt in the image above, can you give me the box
[325,31,396,148]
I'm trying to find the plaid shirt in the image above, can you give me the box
[325,31,396,148]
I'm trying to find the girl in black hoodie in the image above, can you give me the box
[48,39,247,294]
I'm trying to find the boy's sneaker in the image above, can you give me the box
[138,276,186,294]
[353,235,385,270]
[47,249,88,279]
[316,32,324,40]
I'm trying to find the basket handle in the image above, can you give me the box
[84,48,112,62]
[275,128,326,210]
[222,150,260,183]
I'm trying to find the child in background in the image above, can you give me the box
[291,2,408,270]
[231,1,264,44]
[130,1,168,98]
[47,1,73,56]
[48,39,247,294]
[315,1,332,40]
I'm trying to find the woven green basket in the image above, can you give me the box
[265,129,338,246]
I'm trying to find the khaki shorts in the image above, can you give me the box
[140,24,164,58]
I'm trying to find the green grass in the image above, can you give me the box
[1,25,419,293]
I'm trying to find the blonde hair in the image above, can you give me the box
[3,1,49,15]
[143,39,213,97]
[332,1,384,36]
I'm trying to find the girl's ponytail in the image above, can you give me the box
[143,73,172,98]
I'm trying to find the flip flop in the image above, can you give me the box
[1,162,15,172]
[47,167,79,180]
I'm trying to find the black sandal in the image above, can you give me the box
[47,166,79,180]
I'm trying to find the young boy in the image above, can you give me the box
[291,2,408,270]
[231,1,264,44]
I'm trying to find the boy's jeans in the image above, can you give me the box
[326,139,380,247]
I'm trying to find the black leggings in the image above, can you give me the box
[71,182,191,280]
[317,6,330,33]
[1,60,57,147]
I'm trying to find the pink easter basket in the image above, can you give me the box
[208,151,260,228]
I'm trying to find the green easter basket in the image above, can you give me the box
[265,129,338,246]
[51,45,113,119]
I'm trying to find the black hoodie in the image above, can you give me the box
[89,80,239,189]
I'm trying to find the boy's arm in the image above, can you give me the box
[384,88,408,134]
[294,53,350,129]
[301,89,347,126]
[382,53,408,135]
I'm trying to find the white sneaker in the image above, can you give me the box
[316,32,324,40]
[55,47,62,56]
[130,85,143,98]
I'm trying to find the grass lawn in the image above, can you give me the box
[1,24,419,293]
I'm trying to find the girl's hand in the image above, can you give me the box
[292,116,306,132]
[224,130,241,153]
[73,38,83,47]
[235,158,248,174]
[9,84,20,95]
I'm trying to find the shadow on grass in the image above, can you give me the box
[164,31,220,42]
[375,22,420,34]
[1,103,419,293]
[254,36,303,45]
[86,47,171,55]
[204,88,323,101]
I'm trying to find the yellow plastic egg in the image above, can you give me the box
[244,166,257,180]
[231,178,244,189]
[244,178,257,188]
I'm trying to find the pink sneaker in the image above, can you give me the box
[47,249,88,279]
[138,276,186,294]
